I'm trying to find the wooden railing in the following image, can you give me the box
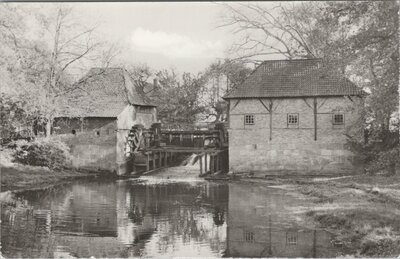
[142,125,228,150]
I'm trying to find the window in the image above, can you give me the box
[244,115,254,125]
[244,230,255,242]
[333,113,344,125]
[286,232,297,245]
[287,113,299,126]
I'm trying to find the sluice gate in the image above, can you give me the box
[120,122,229,176]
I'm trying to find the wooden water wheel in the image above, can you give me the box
[124,125,145,158]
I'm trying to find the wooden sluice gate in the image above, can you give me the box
[122,122,229,176]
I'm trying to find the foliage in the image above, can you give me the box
[11,138,71,169]
[0,93,32,139]
[154,70,206,126]
[368,147,400,175]
[0,4,117,137]
[199,59,252,122]
[347,130,399,175]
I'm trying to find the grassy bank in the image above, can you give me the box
[281,175,400,257]
[0,147,111,192]
[0,164,105,192]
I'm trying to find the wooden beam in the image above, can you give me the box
[346,95,354,102]
[258,99,271,112]
[318,97,328,109]
[272,99,281,112]
[230,99,241,111]
[302,98,313,109]
[152,153,156,169]
[210,154,214,174]
[269,101,273,141]
[205,153,208,173]
[146,154,150,172]
[199,155,203,176]
[313,97,317,141]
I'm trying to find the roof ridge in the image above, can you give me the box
[260,58,323,64]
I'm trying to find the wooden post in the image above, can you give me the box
[146,154,150,172]
[199,155,203,176]
[313,97,317,141]
[269,101,273,141]
[205,153,208,173]
[152,153,156,169]
[159,152,162,167]
[210,154,214,173]
[216,153,220,172]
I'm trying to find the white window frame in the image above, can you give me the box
[287,113,299,126]
[244,114,255,125]
[332,113,344,125]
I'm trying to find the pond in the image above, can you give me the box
[1,175,341,258]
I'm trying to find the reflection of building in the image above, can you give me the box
[227,183,337,258]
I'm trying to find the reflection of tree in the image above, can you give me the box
[125,182,229,255]
[127,204,144,224]
[213,206,225,226]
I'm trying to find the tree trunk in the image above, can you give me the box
[45,116,52,138]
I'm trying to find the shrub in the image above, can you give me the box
[347,132,399,175]
[11,138,71,169]
[367,146,400,175]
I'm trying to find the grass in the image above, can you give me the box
[287,175,400,257]
[0,164,104,192]
[0,146,116,192]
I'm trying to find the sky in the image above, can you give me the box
[15,2,282,74]
[70,2,237,74]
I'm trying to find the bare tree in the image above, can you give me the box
[126,64,154,94]
[218,2,322,63]
[36,6,117,136]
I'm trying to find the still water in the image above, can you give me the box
[1,176,340,258]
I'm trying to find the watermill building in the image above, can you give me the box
[223,59,365,174]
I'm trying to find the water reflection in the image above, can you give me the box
[1,178,339,258]
[226,183,337,258]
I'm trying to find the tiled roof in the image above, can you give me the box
[223,59,364,99]
[56,68,156,117]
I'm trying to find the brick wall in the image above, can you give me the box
[228,96,364,174]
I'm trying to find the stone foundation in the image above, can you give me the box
[229,142,356,174]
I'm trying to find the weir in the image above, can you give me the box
[118,122,229,176]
